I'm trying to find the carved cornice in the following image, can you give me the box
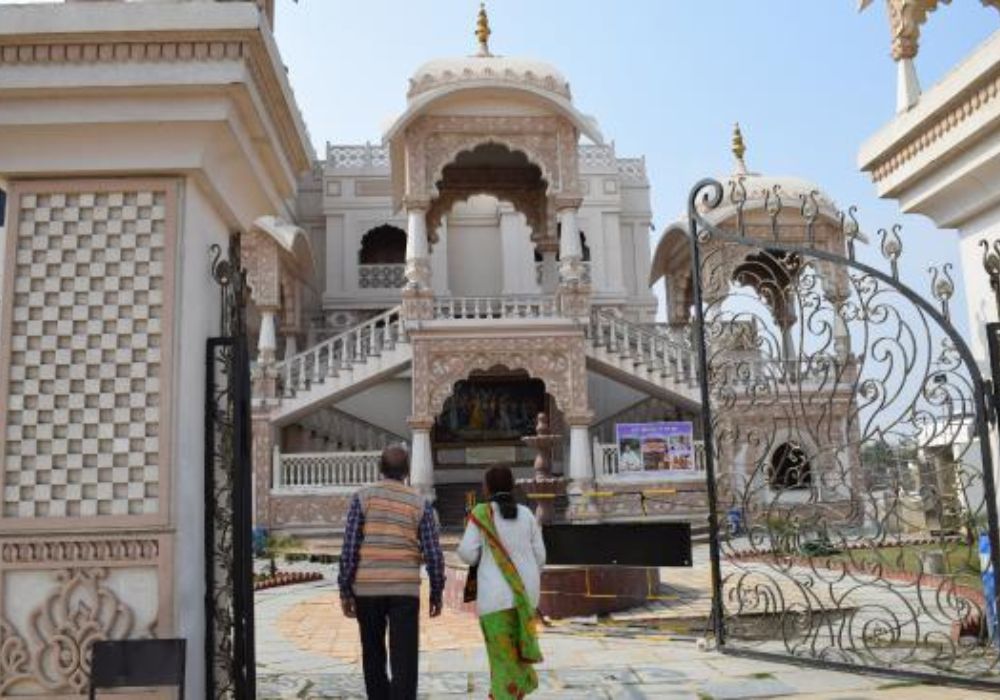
[868,68,1000,184]
[0,31,311,174]
[409,334,589,423]
[1,537,160,565]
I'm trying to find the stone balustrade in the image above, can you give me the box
[358,263,406,289]
[433,295,559,320]
[272,450,381,491]
[276,305,405,396]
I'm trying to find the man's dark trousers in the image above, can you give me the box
[355,595,420,700]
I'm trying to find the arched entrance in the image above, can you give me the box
[431,368,561,525]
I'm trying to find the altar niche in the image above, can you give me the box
[431,372,561,525]
[434,374,546,445]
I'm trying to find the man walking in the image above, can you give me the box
[338,445,445,699]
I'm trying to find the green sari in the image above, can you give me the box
[469,502,543,699]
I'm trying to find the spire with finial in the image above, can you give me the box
[731,122,748,175]
[475,2,493,57]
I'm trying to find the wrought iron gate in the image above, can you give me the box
[205,234,256,700]
[687,177,1000,687]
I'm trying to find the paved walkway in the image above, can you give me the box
[255,574,999,699]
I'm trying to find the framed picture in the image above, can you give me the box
[615,422,695,475]
[434,376,546,444]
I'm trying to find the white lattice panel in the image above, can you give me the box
[2,188,170,519]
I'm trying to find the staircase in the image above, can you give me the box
[270,306,412,425]
[266,304,704,429]
[299,406,407,451]
[585,309,701,409]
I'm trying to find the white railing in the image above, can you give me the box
[358,263,406,289]
[277,306,405,397]
[588,310,697,384]
[433,296,559,320]
[594,439,707,480]
[273,450,381,491]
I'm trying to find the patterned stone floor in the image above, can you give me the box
[255,572,1000,699]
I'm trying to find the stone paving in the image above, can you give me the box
[255,571,1000,699]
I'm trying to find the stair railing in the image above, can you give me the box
[434,295,559,320]
[276,305,405,398]
[587,310,697,384]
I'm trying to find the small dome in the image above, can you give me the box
[712,172,839,218]
[407,55,572,102]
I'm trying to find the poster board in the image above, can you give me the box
[615,421,695,476]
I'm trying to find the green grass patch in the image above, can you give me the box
[748,672,775,679]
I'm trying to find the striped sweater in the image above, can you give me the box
[338,479,445,601]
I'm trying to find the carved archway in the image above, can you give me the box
[426,142,550,245]
[410,334,589,425]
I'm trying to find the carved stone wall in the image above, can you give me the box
[0,181,178,697]
[0,534,171,696]
[409,330,590,425]
[0,182,176,528]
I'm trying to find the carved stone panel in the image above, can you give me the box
[409,331,589,424]
[0,182,177,527]
[0,534,171,697]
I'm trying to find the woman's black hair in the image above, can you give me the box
[484,464,518,520]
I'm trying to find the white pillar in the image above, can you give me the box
[431,216,451,296]
[409,425,435,501]
[272,444,281,490]
[568,423,594,484]
[500,203,519,296]
[558,206,584,283]
[258,308,277,364]
[405,205,431,289]
[540,250,558,294]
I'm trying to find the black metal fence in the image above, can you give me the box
[688,177,1000,688]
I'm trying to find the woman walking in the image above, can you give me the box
[457,465,546,699]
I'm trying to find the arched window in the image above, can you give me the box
[359,224,406,264]
[769,442,811,490]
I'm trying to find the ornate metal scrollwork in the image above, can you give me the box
[688,177,1000,687]
[206,233,255,700]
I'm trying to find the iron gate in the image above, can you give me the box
[687,177,1000,687]
[205,234,256,700]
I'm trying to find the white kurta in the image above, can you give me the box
[456,503,547,617]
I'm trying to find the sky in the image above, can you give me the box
[272,0,997,330]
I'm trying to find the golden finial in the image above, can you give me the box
[475,2,492,57]
[732,122,748,174]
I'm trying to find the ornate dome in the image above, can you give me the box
[698,124,839,223]
[407,55,572,102]
[406,4,572,102]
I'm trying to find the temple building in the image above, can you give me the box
[255,4,694,531]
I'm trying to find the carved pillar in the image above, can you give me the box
[404,197,432,289]
[539,244,559,294]
[403,196,435,320]
[408,418,435,502]
[258,307,277,364]
[557,200,584,283]
[252,412,276,528]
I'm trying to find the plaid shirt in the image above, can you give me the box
[338,492,445,605]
